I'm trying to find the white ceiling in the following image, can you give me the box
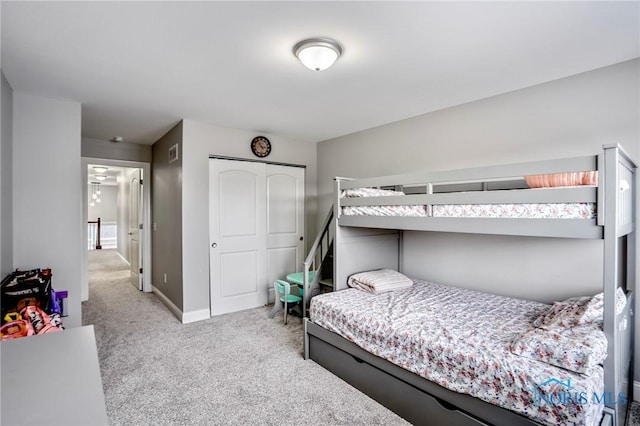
[2,1,639,145]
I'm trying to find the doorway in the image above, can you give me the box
[81,158,151,301]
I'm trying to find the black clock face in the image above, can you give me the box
[251,136,271,158]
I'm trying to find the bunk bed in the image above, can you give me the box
[303,145,636,426]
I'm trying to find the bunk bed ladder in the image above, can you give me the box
[302,206,335,318]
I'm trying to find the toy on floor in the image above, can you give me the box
[0,268,66,340]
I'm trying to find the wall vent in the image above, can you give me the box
[168,144,179,163]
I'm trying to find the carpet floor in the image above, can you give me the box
[629,402,640,426]
[83,249,409,425]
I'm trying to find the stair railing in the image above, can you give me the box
[87,217,102,250]
[302,206,334,318]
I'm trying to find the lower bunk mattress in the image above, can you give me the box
[309,280,605,426]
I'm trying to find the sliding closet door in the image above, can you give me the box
[265,165,305,297]
[209,159,267,316]
[209,159,305,316]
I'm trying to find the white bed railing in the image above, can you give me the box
[302,207,334,318]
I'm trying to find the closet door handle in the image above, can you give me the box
[211,243,218,248]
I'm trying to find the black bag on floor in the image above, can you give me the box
[1,269,52,323]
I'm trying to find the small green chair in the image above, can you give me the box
[268,280,302,325]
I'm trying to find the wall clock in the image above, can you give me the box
[251,136,272,158]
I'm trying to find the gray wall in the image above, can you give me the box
[402,232,603,303]
[180,119,317,318]
[151,122,183,309]
[12,92,82,327]
[1,71,13,277]
[82,137,152,163]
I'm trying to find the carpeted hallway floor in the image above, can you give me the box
[83,249,409,426]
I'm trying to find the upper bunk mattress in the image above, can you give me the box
[342,202,596,219]
[309,280,604,426]
[340,186,597,219]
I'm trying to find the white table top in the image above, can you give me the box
[1,325,109,426]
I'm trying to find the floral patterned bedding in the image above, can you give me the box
[342,204,428,217]
[342,202,596,219]
[340,186,597,219]
[310,281,605,426]
[433,203,596,219]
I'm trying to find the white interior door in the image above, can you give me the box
[209,160,267,316]
[129,169,142,290]
[265,165,305,302]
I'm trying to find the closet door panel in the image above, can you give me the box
[267,173,298,234]
[220,251,259,297]
[266,246,298,294]
[210,160,266,316]
[219,171,258,237]
[266,165,305,302]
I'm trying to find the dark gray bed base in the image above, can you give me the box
[304,319,614,426]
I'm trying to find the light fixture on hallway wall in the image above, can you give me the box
[293,37,342,71]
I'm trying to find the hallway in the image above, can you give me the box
[82,249,179,424]
[83,249,168,329]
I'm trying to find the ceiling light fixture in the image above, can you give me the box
[110,136,124,143]
[95,174,107,181]
[93,166,108,173]
[90,182,101,206]
[293,37,342,71]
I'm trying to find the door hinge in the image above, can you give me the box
[140,179,143,185]
[139,268,143,274]
[139,223,143,230]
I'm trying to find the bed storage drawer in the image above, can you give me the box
[309,333,487,426]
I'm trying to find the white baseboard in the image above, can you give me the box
[182,309,210,324]
[152,285,210,324]
[634,380,640,402]
[116,251,130,266]
[152,285,182,322]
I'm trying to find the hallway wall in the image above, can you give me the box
[1,72,13,278]
[82,137,152,163]
[13,92,82,327]
[151,122,183,311]
[88,184,117,222]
